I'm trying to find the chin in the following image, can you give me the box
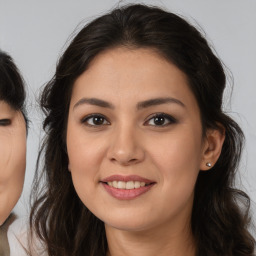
[105,221,152,232]
[99,212,157,232]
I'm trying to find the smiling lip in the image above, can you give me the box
[101,175,154,183]
[101,175,156,200]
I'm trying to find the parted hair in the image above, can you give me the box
[30,4,255,256]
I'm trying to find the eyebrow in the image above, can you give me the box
[73,97,185,110]
[136,97,185,109]
[73,98,114,109]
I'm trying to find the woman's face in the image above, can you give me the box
[0,101,26,225]
[67,47,209,232]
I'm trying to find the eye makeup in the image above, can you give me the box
[144,113,177,127]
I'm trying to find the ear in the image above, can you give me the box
[200,125,225,171]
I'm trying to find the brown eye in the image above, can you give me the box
[82,114,110,127]
[153,116,166,126]
[0,119,11,126]
[145,113,177,127]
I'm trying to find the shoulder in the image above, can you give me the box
[7,217,48,256]
[0,214,16,256]
[7,217,28,256]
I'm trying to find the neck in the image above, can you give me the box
[105,218,196,256]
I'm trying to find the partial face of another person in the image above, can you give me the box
[66,47,216,232]
[0,101,26,225]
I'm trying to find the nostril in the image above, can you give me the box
[129,158,138,163]
[107,143,145,165]
[110,157,139,166]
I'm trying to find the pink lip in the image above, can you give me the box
[101,175,154,183]
[102,183,155,200]
[101,175,156,200]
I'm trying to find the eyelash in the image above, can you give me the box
[0,119,11,126]
[81,114,110,127]
[81,113,176,128]
[145,113,177,127]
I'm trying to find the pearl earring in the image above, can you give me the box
[206,162,212,167]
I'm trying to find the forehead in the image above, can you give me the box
[0,100,14,112]
[70,47,198,110]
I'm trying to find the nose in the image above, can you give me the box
[107,125,145,166]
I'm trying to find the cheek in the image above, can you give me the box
[67,126,106,198]
[0,127,26,224]
[148,129,202,203]
[67,132,105,174]
[150,130,202,169]
[0,130,26,182]
[0,135,11,176]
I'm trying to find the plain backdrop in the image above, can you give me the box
[0,0,255,230]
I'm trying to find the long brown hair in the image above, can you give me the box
[30,4,255,256]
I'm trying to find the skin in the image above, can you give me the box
[66,47,225,256]
[0,101,26,225]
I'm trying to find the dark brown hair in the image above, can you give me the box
[0,50,26,119]
[30,4,255,256]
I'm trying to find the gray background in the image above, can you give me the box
[0,0,255,230]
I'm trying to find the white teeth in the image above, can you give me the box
[107,180,149,189]
[134,181,140,188]
[113,181,118,188]
[117,181,126,189]
[126,181,134,189]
